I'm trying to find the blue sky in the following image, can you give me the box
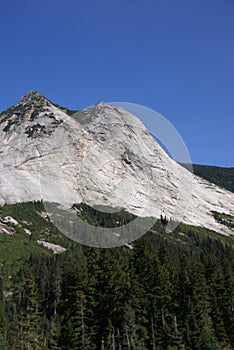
[0,0,233,166]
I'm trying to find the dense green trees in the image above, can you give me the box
[181,163,234,193]
[0,202,234,349]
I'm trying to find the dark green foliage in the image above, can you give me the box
[0,201,234,349]
[72,202,136,228]
[121,153,132,165]
[0,91,50,127]
[51,102,79,116]
[51,119,63,125]
[212,211,234,229]
[181,163,234,193]
[0,103,26,120]
[25,123,46,137]
[2,119,15,132]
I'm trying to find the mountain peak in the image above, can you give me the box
[18,90,48,105]
[0,92,233,238]
[95,101,105,107]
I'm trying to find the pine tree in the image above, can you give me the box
[122,307,146,350]
[20,268,45,349]
[59,260,94,349]
[199,321,219,350]
[0,278,8,349]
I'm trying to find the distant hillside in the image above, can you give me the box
[181,164,234,193]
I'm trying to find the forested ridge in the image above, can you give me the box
[180,164,234,194]
[0,202,233,349]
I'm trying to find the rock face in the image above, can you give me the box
[37,240,66,254]
[0,91,233,236]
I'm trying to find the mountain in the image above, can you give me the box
[0,91,233,237]
[189,164,234,193]
[0,92,234,349]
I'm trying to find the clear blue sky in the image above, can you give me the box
[0,0,233,167]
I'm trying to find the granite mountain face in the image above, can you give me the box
[0,91,233,236]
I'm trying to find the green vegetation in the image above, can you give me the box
[121,153,132,165]
[51,119,63,125]
[72,202,136,227]
[181,163,234,193]
[25,123,46,137]
[0,104,25,118]
[52,102,79,116]
[0,201,233,349]
[2,120,15,132]
[212,211,234,229]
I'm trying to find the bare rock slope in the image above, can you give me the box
[0,91,233,235]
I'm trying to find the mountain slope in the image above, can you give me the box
[192,164,234,193]
[0,91,233,236]
[1,201,234,349]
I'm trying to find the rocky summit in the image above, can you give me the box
[0,91,233,235]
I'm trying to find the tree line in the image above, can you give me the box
[0,224,233,349]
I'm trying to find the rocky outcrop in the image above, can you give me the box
[0,91,233,236]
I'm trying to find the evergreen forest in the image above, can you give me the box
[0,200,233,349]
